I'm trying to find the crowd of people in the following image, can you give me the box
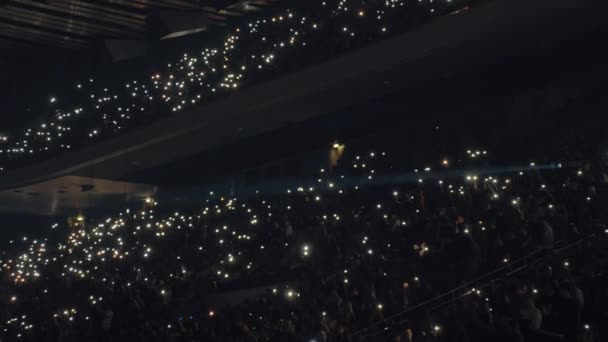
[1,142,607,341]
[0,0,472,171]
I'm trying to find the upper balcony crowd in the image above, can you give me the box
[0,0,471,172]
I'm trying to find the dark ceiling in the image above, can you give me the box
[0,0,276,56]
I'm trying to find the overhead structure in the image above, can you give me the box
[0,0,277,57]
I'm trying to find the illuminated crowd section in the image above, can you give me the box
[0,0,471,171]
[0,145,605,341]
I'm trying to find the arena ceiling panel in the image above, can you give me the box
[0,0,275,54]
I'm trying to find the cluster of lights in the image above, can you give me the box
[0,0,468,171]
[466,149,487,159]
[0,144,600,340]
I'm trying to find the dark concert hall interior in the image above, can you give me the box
[1,0,608,341]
